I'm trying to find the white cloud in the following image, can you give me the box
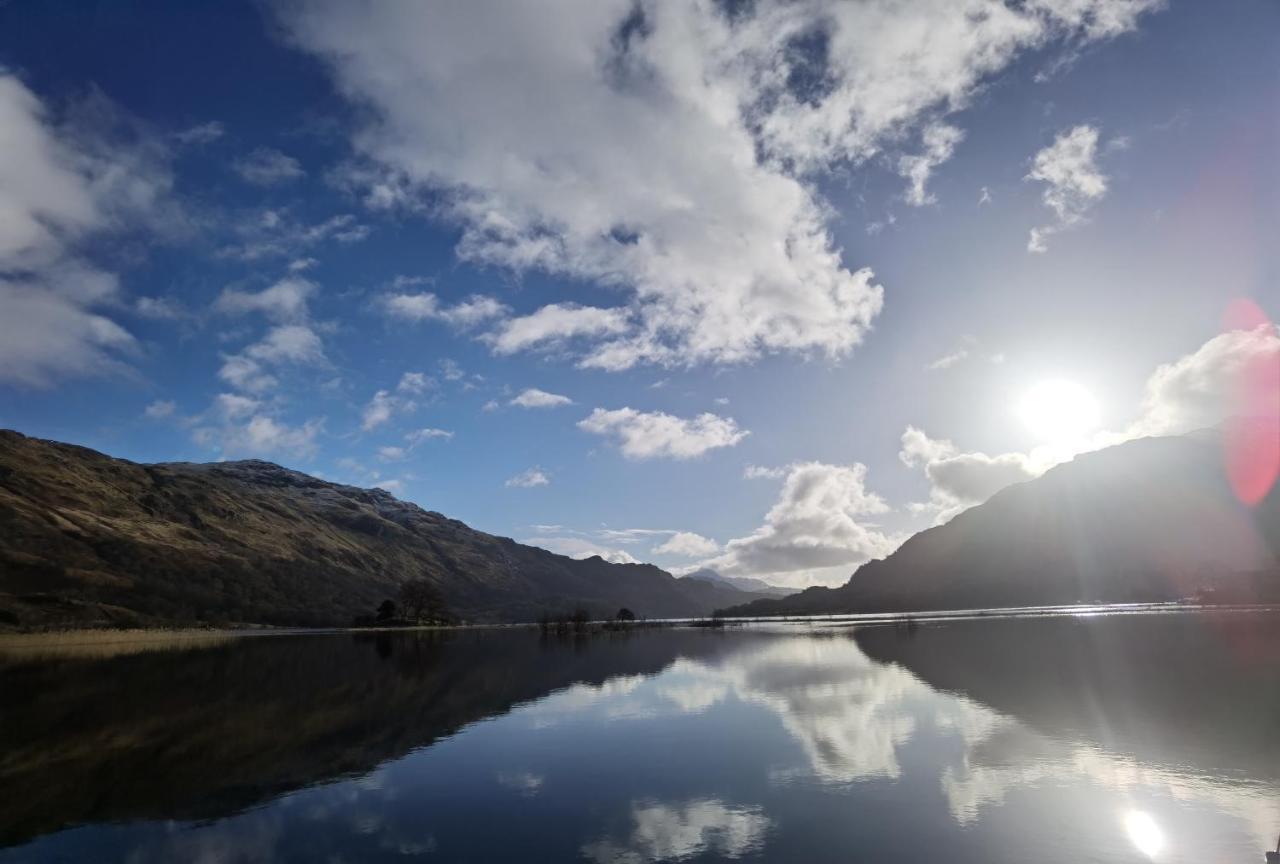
[361,389,397,431]
[134,295,187,320]
[244,324,325,364]
[195,414,324,461]
[405,427,453,444]
[218,355,277,394]
[216,277,316,321]
[526,535,640,564]
[382,291,509,328]
[233,147,305,185]
[0,74,175,387]
[173,120,224,146]
[582,799,770,864]
[692,462,897,588]
[396,371,433,394]
[900,426,1040,522]
[927,348,970,371]
[377,445,406,462]
[143,399,176,419]
[653,531,720,558]
[506,467,550,488]
[899,123,964,206]
[215,392,260,421]
[578,407,748,460]
[1125,324,1280,438]
[358,373,436,432]
[1026,125,1108,252]
[219,210,369,261]
[276,0,1157,371]
[438,358,465,381]
[487,304,628,357]
[510,388,573,409]
[744,464,787,480]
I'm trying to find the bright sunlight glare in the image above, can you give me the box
[1124,810,1166,859]
[1018,379,1101,444]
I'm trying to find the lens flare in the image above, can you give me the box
[1222,298,1279,506]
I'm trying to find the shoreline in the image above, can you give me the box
[3,601,1280,654]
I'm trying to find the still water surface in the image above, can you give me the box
[2,612,1277,862]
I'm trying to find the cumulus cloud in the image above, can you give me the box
[216,277,316,321]
[1125,324,1280,438]
[653,532,720,558]
[487,304,628,357]
[899,426,1040,522]
[382,291,508,329]
[578,408,748,460]
[0,73,176,387]
[143,399,176,419]
[232,146,305,185]
[506,467,550,488]
[243,324,325,365]
[744,464,787,480]
[1026,125,1108,253]
[582,799,769,864]
[899,123,964,206]
[275,2,1159,371]
[691,462,898,588]
[358,372,436,431]
[194,414,324,461]
[396,371,433,395]
[360,389,397,431]
[215,277,327,394]
[510,388,573,409]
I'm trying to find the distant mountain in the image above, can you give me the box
[681,569,792,597]
[0,430,768,630]
[720,430,1280,617]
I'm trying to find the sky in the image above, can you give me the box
[1,0,1277,589]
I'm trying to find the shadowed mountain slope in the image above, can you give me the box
[721,430,1280,617]
[0,430,765,629]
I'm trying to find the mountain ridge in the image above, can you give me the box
[0,429,767,630]
[720,430,1280,617]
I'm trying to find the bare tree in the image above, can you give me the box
[399,579,446,623]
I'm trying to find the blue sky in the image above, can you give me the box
[1,0,1277,587]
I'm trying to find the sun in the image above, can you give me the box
[1017,378,1100,444]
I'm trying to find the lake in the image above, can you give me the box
[2,611,1277,862]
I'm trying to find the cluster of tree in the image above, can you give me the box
[352,579,454,628]
[537,607,642,635]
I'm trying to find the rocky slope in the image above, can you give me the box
[721,430,1280,617]
[0,430,766,629]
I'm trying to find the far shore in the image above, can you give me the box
[4,601,1279,660]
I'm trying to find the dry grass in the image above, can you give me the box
[0,628,238,660]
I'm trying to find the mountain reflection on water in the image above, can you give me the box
[1,612,1277,862]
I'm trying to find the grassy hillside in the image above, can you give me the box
[0,430,763,629]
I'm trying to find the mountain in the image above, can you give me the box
[680,569,792,597]
[0,430,768,630]
[720,430,1280,617]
